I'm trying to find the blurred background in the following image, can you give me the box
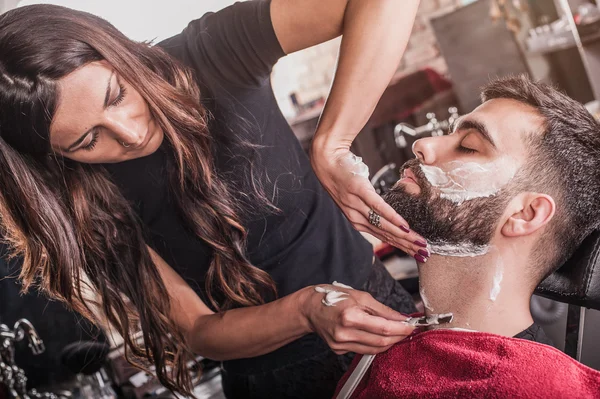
[1,0,600,398]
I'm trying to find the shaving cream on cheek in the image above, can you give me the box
[420,158,517,205]
[419,159,515,257]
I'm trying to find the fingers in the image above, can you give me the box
[362,188,410,231]
[311,286,415,356]
[332,323,408,346]
[362,191,426,243]
[345,208,428,259]
[367,213,427,252]
[327,306,415,355]
[350,311,415,337]
[340,188,427,244]
[355,292,409,322]
[334,296,414,335]
[327,316,412,355]
[327,172,429,257]
[367,220,430,261]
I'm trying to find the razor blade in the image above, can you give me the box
[404,313,453,327]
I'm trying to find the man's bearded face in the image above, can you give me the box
[384,159,514,247]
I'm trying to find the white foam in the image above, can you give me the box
[428,241,490,257]
[420,159,517,205]
[314,286,350,306]
[339,152,370,179]
[333,281,354,290]
[420,286,434,312]
[323,291,349,306]
[489,261,504,301]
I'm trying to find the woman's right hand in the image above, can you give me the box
[299,284,415,355]
[310,143,429,262]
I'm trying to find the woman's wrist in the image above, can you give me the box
[294,286,318,334]
[311,130,352,158]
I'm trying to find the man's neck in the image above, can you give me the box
[418,250,535,337]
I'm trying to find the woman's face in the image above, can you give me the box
[50,61,164,163]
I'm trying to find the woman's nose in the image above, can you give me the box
[105,114,145,146]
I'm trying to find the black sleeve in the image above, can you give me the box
[166,0,285,88]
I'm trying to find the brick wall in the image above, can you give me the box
[272,0,463,119]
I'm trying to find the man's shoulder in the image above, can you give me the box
[337,329,600,398]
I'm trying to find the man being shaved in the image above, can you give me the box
[336,76,600,398]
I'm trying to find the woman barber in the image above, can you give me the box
[0,1,425,397]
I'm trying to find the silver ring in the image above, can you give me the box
[121,141,130,148]
[368,209,382,228]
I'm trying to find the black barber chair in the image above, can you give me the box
[536,230,600,362]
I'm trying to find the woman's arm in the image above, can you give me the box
[149,247,414,361]
[272,0,419,133]
[271,1,429,259]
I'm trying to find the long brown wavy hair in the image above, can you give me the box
[0,4,276,396]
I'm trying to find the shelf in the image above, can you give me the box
[527,29,600,55]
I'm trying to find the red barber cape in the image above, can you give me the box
[335,329,600,398]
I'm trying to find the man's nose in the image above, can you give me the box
[412,136,439,165]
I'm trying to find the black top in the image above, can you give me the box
[515,323,553,345]
[106,0,373,301]
[103,0,373,367]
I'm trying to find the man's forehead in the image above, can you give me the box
[470,98,545,136]
[467,98,545,151]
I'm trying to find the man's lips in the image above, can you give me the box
[400,168,419,186]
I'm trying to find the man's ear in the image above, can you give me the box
[501,193,556,238]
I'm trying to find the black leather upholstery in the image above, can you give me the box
[536,230,600,310]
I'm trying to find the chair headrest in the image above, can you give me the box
[536,230,600,310]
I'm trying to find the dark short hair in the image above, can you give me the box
[481,76,600,281]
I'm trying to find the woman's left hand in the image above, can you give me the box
[311,138,429,261]
[300,284,415,355]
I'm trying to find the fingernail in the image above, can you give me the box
[418,249,430,258]
[400,225,410,233]
[414,240,428,248]
[414,254,427,263]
